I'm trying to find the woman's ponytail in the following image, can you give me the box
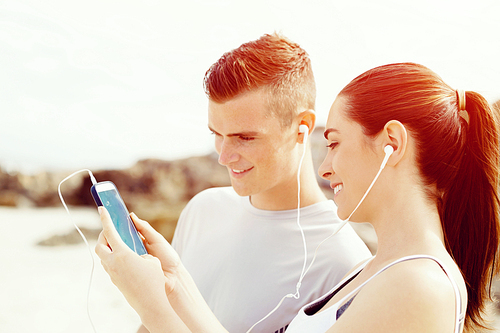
[440,91,500,330]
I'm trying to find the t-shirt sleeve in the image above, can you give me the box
[171,188,214,257]
[171,197,194,257]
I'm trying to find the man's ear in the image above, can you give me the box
[381,120,407,166]
[297,110,316,143]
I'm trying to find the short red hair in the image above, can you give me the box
[203,33,315,127]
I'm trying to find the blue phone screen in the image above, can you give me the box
[98,189,147,255]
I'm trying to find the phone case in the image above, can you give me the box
[91,181,147,255]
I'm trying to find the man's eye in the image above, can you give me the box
[240,136,254,141]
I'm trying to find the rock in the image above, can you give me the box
[0,169,25,206]
[37,227,101,246]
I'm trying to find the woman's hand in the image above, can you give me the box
[129,213,229,333]
[129,213,183,295]
[96,208,227,333]
[95,207,189,332]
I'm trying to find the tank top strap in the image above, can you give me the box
[333,255,464,333]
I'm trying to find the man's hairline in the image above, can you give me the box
[207,86,307,130]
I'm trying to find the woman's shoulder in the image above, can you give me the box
[330,256,462,332]
[372,256,459,296]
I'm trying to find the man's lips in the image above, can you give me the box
[229,167,254,177]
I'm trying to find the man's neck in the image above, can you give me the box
[249,166,327,211]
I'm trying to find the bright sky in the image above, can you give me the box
[1,0,499,173]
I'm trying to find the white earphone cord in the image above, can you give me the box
[58,169,98,333]
[246,144,392,332]
[244,128,309,332]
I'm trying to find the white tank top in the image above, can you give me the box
[286,255,465,333]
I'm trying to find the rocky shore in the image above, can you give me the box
[1,152,232,242]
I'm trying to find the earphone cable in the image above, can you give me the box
[58,169,98,333]
[246,144,392,332]
[302,147,391,278]
[245,130,309,333]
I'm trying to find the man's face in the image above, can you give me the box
[208,89,299,199]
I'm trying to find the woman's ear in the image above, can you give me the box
[382,120,407,166]
[297,110,316,143]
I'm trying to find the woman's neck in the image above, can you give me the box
[370,186,445,262]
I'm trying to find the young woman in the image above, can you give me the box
[284,62,500,332]
[96,63,500,333]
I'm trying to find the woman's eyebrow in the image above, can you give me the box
[324,127,340,140]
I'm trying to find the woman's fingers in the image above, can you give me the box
[95,230,111,256]
[130,212,164,243]
[98,206,129,251]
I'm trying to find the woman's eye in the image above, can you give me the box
[326,142,338,150]
[240,136,254,141]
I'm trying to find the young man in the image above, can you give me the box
[138,33,371,332]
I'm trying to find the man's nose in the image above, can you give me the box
[217,139,239,166]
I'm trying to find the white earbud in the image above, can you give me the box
[299,124,309,144]
[298,124,308,133]
[384,145,394,155]
[381,145,394,170]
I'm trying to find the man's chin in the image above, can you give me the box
[230,182,253,197]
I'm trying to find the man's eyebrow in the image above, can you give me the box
[324,128,340,140]
[208,126,219,134]
[208,126,260,137]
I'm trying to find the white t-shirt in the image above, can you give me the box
[172,187,372,333]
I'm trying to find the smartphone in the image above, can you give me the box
[90,181,147,255]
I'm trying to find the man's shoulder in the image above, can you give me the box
[173,187,241,250]
[181,186,244,218]
[188,186,239,205]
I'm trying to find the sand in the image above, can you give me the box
[0,207,141,333]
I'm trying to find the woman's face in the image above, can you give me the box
[318,97,384,221]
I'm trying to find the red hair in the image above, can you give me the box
[339,63,500,331]
[203,33,315,126]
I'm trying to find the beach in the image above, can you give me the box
[0,207,141,333]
